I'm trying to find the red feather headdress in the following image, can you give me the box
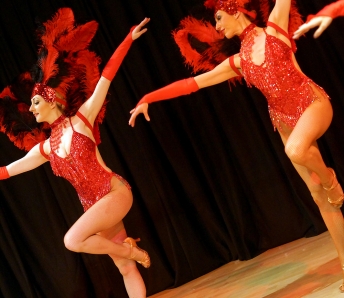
[0,8,104,151]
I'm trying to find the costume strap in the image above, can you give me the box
[267,21,297,53]
[76,111,94,134]
[238,7,257,20]
[75,111,102,144]
[39,141,50,160]
[266,21,289,40]
[68,118,75,132]
[229,55,241,76]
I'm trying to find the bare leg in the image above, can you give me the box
[283,97,343,204]
[63,177,148,298]
[278,98,344,286]
[99,224,146,298]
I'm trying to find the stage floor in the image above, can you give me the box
[149,231,343,297]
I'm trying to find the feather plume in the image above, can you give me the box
[172,17,224,73]
[40,8,75,48]
[56,21,98,53]
[204,0,217,10]
[258,0,271,24]
[39,47,59,82]
[288,0,303,35]
[0,72,49,151]
[0,8,103,151]
[173,16,242,87]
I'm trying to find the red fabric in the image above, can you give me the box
[39,141,50,160]
[267,21,297,53]
[316,0,344,19]
[240,23,329,130]
[49,122,115,212]
[137,78,199,105]
[229,55,241,76]
[101,30,133,81]
[308,0,344,22]
[172,17,226,73]
[0,167,9,179]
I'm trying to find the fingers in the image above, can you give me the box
[140,17,150,26]
[132,18,150,40]
[293,18,320,39]
[136,17,150,32]
[313,27,325,39]
[128,104,150,127]
[293,16,333,39]
[137,28,148,38]
[143,110,150,122]
[128,113,136,127]
[313,18,332,38]
[293,24,312,39]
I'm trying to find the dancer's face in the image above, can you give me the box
[215,10,238,39]
[30,95,53,123]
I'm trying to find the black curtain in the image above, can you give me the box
[0,0,344,297]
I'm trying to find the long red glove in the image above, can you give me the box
[0,167,9,180]
[307,0,344,21]
[101,28,134,81]
[137,78,199,106]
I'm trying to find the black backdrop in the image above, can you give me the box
[0,0,344,297]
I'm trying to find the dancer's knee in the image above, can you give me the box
[115,258,138,276]
[64,231,83,252]
[285,141,308,165]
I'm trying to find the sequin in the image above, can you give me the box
[50,115,67,153]
[32,83,56,103]
[239,24,329,130]
[49,119,131,212]
[216,0,238,15]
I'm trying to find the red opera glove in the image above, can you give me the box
[137,78,199,106]
[101,28,134,81]
[0,167,9,180]
[307,0,344,22]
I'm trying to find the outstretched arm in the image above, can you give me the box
[79,18,150,125]
[1,142,49,179]
[268,0,291,33]
[128,55,240,127]
[293,1,344,39]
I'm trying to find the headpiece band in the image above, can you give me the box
[32,83,66,105]
[205,0,256,20]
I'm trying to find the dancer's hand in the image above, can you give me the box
[132,18,150,40]
[129,103,150,127]
[293,16,332,39]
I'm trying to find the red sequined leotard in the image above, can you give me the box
[239,23,329,129]
[45,113,131,211]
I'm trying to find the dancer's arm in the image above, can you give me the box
[79,17,150,125]
[1,143,49,179]
[268,0,291,33]
[129,55,241,127]
[293,1,344,39]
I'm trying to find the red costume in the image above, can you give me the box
[239,22,329,129]
[46,114,130,211]
[0,9,134,211]
[43,30,134,211]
